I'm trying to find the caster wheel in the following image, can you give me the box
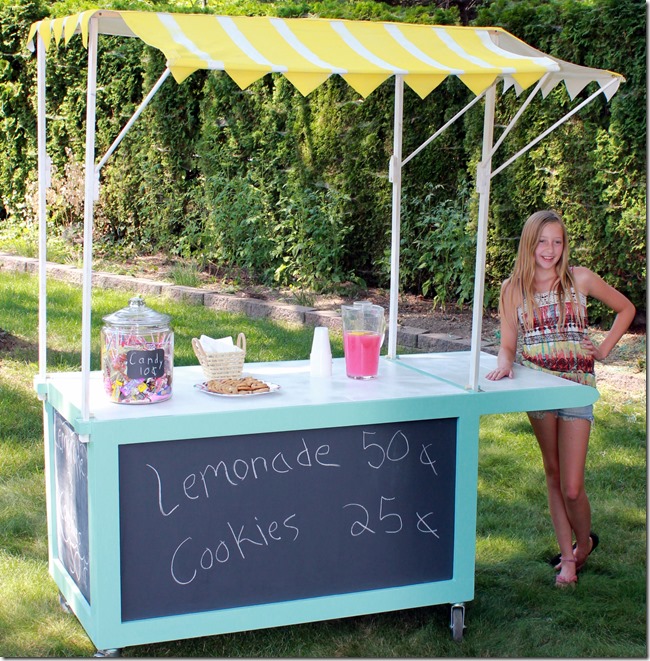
[58,592,72,614]
[93,649,121,657]
[450,604,465,642]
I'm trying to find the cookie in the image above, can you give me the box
[206,376,270,394]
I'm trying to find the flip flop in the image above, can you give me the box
[548,531,599,569]
[576,532,599,572]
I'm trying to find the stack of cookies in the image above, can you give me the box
[206,376,270,395]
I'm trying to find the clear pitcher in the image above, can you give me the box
[341,301,386,379]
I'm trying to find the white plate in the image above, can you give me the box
[194,381,280,397]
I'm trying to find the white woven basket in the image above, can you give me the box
[192,333,246,381]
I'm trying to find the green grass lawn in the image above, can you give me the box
[0,270,646,657]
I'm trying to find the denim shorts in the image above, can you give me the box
[528,404,594,423]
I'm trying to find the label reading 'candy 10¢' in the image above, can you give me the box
[126,349,166,380]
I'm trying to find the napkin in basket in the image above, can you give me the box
[199,335,243,353]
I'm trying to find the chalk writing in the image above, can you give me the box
[147,437,340,518]
[419,443,439,475]
[170,513,300,585]
[118,417,457,621]
[343,495,441,538]
[416,511,440,538]
[361,430,409,469]
[126,348,165,379]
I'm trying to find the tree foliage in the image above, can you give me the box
[1,0,645,316]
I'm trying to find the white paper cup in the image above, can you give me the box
[310,326,332,377]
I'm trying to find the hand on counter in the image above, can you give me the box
[485,365,513,381]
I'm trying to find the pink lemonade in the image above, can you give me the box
[344,330,382,378]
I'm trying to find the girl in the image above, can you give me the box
[486,210,635,587]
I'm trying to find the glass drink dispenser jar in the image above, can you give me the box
[101,296,174,404]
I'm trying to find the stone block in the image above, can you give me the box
[304,310,343,331]
[22,257,39,273]
[0,254,27,272]
[92,273,171,297]
[417,332,470,353]
[396,325,428,349]
[204,293,263,317]
[266,302,313,325]
[48,264,82,285]
[167,286,205,305]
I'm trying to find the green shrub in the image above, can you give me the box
[2,0,645,312]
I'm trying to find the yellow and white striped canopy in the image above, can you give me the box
[27,9,623,99]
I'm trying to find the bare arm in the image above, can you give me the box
[573,266,636,360]
[485,280,519,381]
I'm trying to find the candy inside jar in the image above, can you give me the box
[101,297,173,404]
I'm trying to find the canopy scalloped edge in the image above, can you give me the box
[26,10,624,101]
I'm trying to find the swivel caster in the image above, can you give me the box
[93,648,121,657]
[449,603,466,642]
[58,592,72,614]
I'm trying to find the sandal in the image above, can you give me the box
[555,557,578,588]
[576,532,599,572]
[549,531,599,570]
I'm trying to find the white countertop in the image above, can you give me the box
[43,352,598,427]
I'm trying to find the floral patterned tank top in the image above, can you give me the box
[517,287,596,387]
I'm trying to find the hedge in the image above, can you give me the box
[0,0,645,319]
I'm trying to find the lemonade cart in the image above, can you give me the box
[28,11,618,654]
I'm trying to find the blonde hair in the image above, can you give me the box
[500,210,583,331]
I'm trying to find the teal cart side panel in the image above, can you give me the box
[44,402,95,640]
[452,414,480,600]
[84,431,124,645]
[43,403,57,569]
[45,384,84,433]
[51,411,91,602]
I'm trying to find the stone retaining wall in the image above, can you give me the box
[0,253,474,352]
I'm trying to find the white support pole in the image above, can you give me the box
[489,74,548,161]
[387,75,404,360]
[96,67,171,174]
[468,83,496,391]
[402,90,485,168]
[491,78,618,180]
[81,18,99,424]
[36,33,48,387]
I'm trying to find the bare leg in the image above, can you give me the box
[528,413,591,583]
[557,417,592,565]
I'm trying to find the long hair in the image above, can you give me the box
[500,210,583,331]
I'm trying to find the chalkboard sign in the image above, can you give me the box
[119,418,457,622]
[126,348,165,379]
[54,411,91,603]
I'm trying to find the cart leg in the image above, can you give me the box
[449,603,466,642]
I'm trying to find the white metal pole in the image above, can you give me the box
[387,74,404,360]
[468,83,496,390]
[36,33,48,387]
[96,67,171,173]
[402,90,485,168]
[491,78,618,179]
[81,18,99,424]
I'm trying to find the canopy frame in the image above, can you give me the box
[30,12,623,425]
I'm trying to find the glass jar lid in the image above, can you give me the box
[102,296,171,329]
